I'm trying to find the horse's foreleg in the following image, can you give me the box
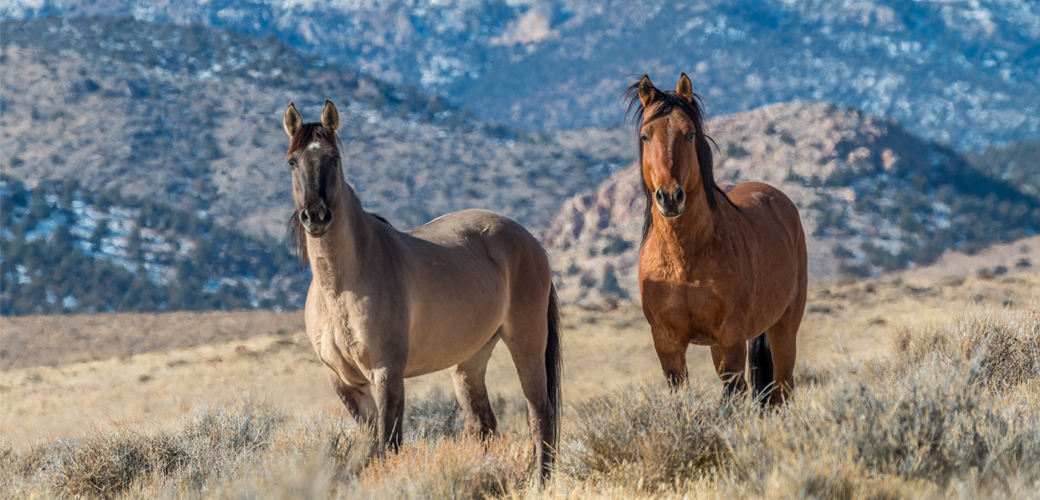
[327,370,377,424]
[710,343,748,397]
[651,327,688,388]
[451,334,500,441]
[371,367,406,452]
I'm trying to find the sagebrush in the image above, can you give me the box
[3,302,1038,499]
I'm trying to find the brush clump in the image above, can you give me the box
[557,300,1040,498]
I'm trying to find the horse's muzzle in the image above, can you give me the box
[654,187,685,218]
[300,205,333,236]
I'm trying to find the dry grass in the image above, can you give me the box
[0,309,305,370]
[4,274,1036,449]
[2,298,1039,498]
[556,300,1040,499]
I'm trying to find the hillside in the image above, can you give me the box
[5,1,1038,149]
[0,16,632,239]
[965,139,1040,201]
[0,176,307,315]
[543,102,1040,305]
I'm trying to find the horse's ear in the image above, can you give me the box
[638,75,656,108]
[284,103,302,138]
[676,73,694,102]
[321,100,340,134]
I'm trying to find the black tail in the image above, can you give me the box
[545,283,563,451]
[748,333,773,404]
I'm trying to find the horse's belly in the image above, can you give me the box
[402,296,505,377]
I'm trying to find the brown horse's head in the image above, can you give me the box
[283,100,342,240]
[624,74,724,241]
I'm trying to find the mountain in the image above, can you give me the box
[965,140,1040,201]
[3,15,1038,314]
[542,102,1040,306]
[4,1,1038,149]
[1,16,632,239]
[0,175,307,315]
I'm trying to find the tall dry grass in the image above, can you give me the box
[558,300,1040,498]
[2,301,1038,499]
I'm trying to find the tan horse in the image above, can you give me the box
[282,101,562,479]
[625,75,807,405]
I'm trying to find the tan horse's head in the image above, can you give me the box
[283,100,342,239]
[624,74,723,240]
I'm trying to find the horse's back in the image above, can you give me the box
[396,209,551,373]
[726,182,804,246]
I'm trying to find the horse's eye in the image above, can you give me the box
[288,159,297,169]
[641,134,650,143]
[685,132,695,142]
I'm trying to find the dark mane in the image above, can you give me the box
[622,78,735,246]
[285,123,393,267]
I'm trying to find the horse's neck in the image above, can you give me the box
[306,181,378,294]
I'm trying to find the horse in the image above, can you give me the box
[282,101,562,479]
[624,75,807,405]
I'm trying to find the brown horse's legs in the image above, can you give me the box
[371,367,406,452]
[766,313,801,406]
[451,334,500,440]
[651,326,688,387]
[501,324,555,483]
[656,347,688,388]
[710,343,748,397]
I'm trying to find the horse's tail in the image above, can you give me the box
[748,333,774,404]
[545,282,563,451]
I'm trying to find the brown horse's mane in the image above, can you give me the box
[285,123,391,268]
[621,79,735,246]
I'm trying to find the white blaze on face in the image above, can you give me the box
[307,141,322,151]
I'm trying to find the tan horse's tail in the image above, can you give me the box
[748,333,773,405]
[546,283,563,451]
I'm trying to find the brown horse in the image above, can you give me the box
[625,75,807,405]
[282,101,562,480]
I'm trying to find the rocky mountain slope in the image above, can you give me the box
[0,176,307,315]
[1,16,631,239]
[5,1,1038,149]
[543,102,1040,305]
[3,17,1037,314]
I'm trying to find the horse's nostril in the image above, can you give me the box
[300,210,312,226]
[675,189,685,203]
[655,189,665,203]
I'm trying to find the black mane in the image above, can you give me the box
[622,78,733,246]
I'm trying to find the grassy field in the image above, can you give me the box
[1,273,1038,498]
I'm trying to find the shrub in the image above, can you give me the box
[560,301,1040,497]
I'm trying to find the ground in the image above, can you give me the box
[2,273,1036,449]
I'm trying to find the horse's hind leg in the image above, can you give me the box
[501,317,554,482]
[450,333,500,440]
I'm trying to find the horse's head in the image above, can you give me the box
[283,100,342,237]
[625,74,719,223]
